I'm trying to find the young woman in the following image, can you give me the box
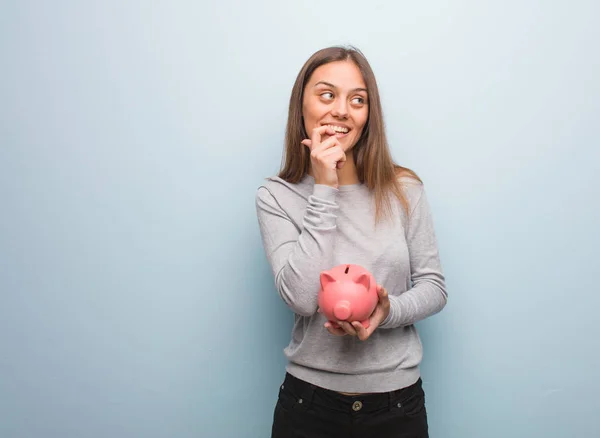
[255,46,448,438]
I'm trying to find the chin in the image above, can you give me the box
[342,137,359,152]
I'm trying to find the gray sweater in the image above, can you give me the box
[255,173,447,393]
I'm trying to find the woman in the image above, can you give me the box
[255,46,447,437]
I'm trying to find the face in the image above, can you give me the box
[302,61,369,152]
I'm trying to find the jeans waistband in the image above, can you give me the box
[282,372,423,414]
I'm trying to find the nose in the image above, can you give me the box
[331,99,349,119]
[333,301,351,320]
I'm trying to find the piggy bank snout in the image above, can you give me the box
[319,264,377,324]
[333,301,351,320]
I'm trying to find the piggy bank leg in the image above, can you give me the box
[360,319,370,329]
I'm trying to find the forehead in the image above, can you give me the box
[308,61,366,90]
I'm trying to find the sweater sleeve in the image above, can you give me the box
[379,185,448,329]
[255,184,339,316]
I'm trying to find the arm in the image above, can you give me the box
[255,184,339,316]
[378,185,448,328]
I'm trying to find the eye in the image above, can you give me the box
[351,96,366,105]
[321,92,334,100]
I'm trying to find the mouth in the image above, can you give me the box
[322,123,352,138]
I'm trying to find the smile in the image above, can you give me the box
[322,124,351,137]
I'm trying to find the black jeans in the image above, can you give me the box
[271,372,429,438]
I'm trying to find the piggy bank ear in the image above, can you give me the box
[355,273,371,291]
[320,272,336,289]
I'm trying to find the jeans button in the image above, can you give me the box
[352,401,363,411]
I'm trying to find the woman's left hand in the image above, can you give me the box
[324,285,390,341]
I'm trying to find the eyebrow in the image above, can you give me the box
[314,81,368,94]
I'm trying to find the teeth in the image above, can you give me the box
[328,125,349,133]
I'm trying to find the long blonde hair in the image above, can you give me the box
[278,46,421,222]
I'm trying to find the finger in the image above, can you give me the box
[319,147,346,169]
[373,286,391,325]
[335,148,347,163]
[311,125,336,148]
[312,135,341,154]
[325,322,346,336]
[301,139,312,150]
[337,320,358,336]
[376,287,390,317]
[320,145,345,159]
[352,321,372,341]
[377,285,389,303]
[335,148,347,168]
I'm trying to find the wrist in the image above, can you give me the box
[312,183,339,200]
[314,178,337,188]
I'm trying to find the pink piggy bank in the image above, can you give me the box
[318,264,378,329]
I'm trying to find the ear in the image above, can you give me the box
[354,273,371,291]
[320,272,336,289]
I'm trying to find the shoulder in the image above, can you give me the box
[255,176,281,205]
[395,168,425,205]
[255,175,312,206]
[257,175,290,191]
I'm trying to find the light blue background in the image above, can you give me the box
[1,1,599,437]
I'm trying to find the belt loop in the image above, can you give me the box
[388,391,394,411]
[299,380,316,409]
[306,383,316,407]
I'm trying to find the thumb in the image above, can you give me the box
[377,285,388,300]
[301,139,312,149]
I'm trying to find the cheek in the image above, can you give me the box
[353,112,369,136]
[302,104,319,128]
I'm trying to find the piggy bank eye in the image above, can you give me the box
[344,266,350,274]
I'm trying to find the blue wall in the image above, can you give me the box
[1,1,598,437]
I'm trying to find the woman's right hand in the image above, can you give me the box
[301,126,346,189]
